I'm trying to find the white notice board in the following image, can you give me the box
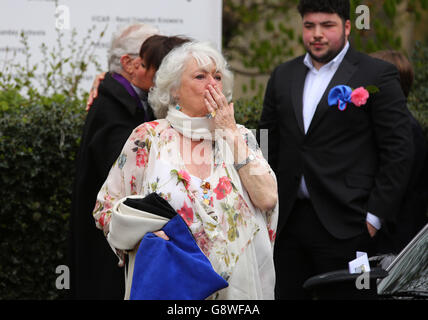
[0,0,222,94]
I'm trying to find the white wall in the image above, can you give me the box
[0,0,222,94]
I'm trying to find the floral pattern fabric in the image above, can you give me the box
[93,119,278,299]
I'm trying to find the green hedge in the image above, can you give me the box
[1,42,427,300]
[408,41,428,139]
[0,90,85,299]
[234,95,264,130]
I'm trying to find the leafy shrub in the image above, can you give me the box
[408,41,428,139]
[0,91,85,299]
[0,27,105,103]
[0,8,104,299]
[233,95,264,130]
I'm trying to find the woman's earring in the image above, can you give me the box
[175,104,182,111]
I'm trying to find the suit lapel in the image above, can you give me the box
[291,58,308,135]
[306,48,360,136]
[102,72,140,116]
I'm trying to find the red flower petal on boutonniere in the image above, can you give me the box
[350,87,369,106]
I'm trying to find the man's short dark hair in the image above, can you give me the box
[298,0,350,21]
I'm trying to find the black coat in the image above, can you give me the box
[69,73,155,299]
[259,47,414,240]
[376,115,428,253]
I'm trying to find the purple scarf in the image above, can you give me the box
[112,73,149,122]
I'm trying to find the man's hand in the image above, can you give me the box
[366,221,377,238]
[153,230,169,241]
[86,72,106,111]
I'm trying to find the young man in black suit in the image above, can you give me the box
[258,0,414,299]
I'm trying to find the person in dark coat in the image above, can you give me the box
[69,23,189,299]
[369,50,428,254]
[258,0,414,299]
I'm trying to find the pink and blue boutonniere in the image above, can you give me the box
[328,85,379,111]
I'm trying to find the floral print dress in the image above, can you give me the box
[93,119,278,299]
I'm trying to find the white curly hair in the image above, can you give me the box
[148,41,234,119]
[108,23,159,73]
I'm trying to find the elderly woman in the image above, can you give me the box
[71,27,189,299]
[93,41,278,300]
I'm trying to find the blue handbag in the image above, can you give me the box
[126,193,228,300]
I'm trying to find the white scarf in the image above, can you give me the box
[165,106,215,141]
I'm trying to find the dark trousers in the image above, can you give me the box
[274,199,375,300]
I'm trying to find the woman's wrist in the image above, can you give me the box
[234,154,256,171]
[230,130,250,166]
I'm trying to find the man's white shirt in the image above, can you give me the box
[298,41,381,230]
